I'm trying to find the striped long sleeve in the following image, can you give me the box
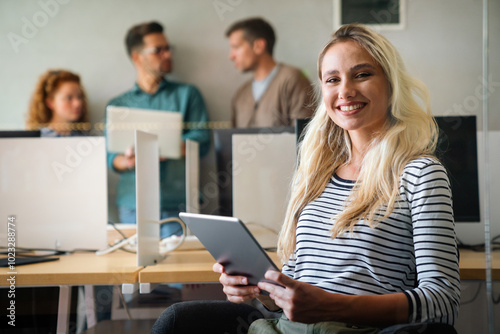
[282,157,460,325]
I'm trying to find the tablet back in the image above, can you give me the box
[179,212,280,286]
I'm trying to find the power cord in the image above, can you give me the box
[108,221,128,239]
[96,218,187,256]
[95,234,138,256]
[461,281,483,305]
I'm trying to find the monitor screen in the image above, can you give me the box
[435,116,480,223]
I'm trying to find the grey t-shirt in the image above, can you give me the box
[252,65,280,102]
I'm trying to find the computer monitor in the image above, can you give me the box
[232,132,297,248]
[0,137,108,250]
[0,130,41,138]
[213,126,294,216]
[135,130,162,266]
[434,116,480,223]
[185,139,200,215]
[454,129,500,246]
[295,118,310,145]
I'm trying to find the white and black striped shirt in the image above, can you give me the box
[283,157,460,325]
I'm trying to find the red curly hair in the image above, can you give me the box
[26,69,89,130]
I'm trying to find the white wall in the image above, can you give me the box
[1,0,498,130]
[0,0,333,128]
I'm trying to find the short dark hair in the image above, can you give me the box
[125,21,164,57]
[225,17,276,56]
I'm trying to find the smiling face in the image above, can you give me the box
[321,40,390,139]
[45,81,84,124]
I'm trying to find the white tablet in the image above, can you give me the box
[179,212,282,288]
[106,106,183,158]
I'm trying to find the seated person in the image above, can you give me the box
[151,24,460,334]
[26,69,89,136]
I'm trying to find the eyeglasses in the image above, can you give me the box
[141,45,172,55]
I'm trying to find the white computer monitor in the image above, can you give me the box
[0,137,108,251]
[232,132,297,249]
[185,139,200,215]
[135,132,203,264]
[213,126,295,217]
[135,130,163,266]
[106,106,182,159]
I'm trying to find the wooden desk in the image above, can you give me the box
[139,250,281,284]
[459,248,500,280]
[0,250,141,286]
[2,248,497,286]
[138,249,500,284]
[0,250,140,333]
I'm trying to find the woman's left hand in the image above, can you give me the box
[258,270,339,324]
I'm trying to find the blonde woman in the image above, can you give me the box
[153,24,460,334]
[26,69,89,136]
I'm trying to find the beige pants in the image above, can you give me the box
[249,314,381,334]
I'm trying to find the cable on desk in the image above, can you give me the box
[108,221,128,240]
[95,234,138,256]
[96,217,188,255]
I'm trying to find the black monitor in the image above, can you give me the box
[213,126,294,216]
[435,116,480,223]
[294,116,480,223]
[295,118,310,145]
[0,130,41,138]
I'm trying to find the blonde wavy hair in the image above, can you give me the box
[278,24,439,262]
[26,69,89,130]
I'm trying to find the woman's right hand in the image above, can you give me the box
[213,263,261,303]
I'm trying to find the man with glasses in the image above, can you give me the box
[107,21,210,237]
